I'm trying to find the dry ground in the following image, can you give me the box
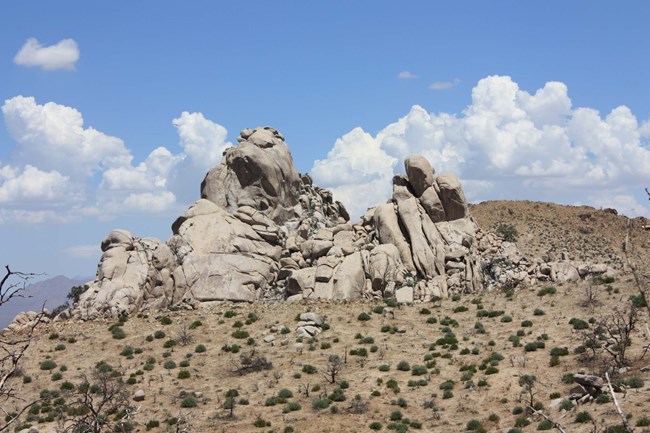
[471,200,650,268]
[4,201,650,433]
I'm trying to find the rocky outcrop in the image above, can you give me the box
[201,127,301,224]
[69,126,617,319]
[4,310,49,333]
[75,230,176,318]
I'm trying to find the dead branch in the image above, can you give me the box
[0,266,44,432]
[526,405,567,433]
[605,372,633,433]
[0,266,39,307]
[624,219,650,318]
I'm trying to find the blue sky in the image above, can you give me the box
[1,1,649,280]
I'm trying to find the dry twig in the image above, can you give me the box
[605,372,633,433]
[527,405,567,433]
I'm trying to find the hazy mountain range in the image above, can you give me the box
[0,275,92,328]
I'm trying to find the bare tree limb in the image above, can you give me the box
[0,266,43,432]
[605,372,634,433]
[624,219,650,318]
[526,405,567,433]
[0,266,40,307]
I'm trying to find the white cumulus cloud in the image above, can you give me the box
[2,96,132,179]
[172,111,231,171]
[585,194,648,217]
[0,165,72,203]
[123,191,177,213]
[1,94,234,222]
[312,75,650,219]
[101,147,182,191]
[14,38,80,71]
[312,127,397,218]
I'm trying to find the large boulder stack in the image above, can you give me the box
[200,127,301,224]
[72,127,349,318]
[75,230,181,318]
[69,126,616,320]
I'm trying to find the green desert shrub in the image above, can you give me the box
[231,330,249,339]
[625,376,644,389]
[537,286,557,297]
[179,396,197,408]
[569,318,589,330]
[282,402,301,413]
[550,347,569,356]
[278,388,293,399]
[312,398,330,410]
[559,399,574,411]
[40,360,57,370]
[396,360,410,371]
[329,388,346,402]
[411,365,427,376]
[636,417,650,427]
[466,419,485,431]
[495,222,518,242]
[111,327,126,339]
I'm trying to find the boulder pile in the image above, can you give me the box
[69,127,615,319]
[4,310,49,333]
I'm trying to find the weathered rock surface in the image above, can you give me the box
[66,127,618,320]
[5,310,49,333]
[201,126,300,224]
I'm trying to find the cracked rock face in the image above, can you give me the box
[200,126,301,224]
[70,127,615,320]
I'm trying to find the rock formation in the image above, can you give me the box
[70,126,615,319]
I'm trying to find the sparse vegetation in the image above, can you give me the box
[4,224,650,433]
[495,222,519,242]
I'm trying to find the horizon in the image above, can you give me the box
[1,1,649,279]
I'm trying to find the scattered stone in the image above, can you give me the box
[133,389,145,402]
[573,374,604,389]
[299,312,324,326]
[395,286,414,304]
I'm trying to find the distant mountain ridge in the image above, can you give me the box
[0,275,91,328]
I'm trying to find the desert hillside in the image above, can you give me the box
[7,278,649,433]
[471,200,650,269]
[3,200,650,433]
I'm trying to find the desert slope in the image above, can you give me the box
[471,200,650,269]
